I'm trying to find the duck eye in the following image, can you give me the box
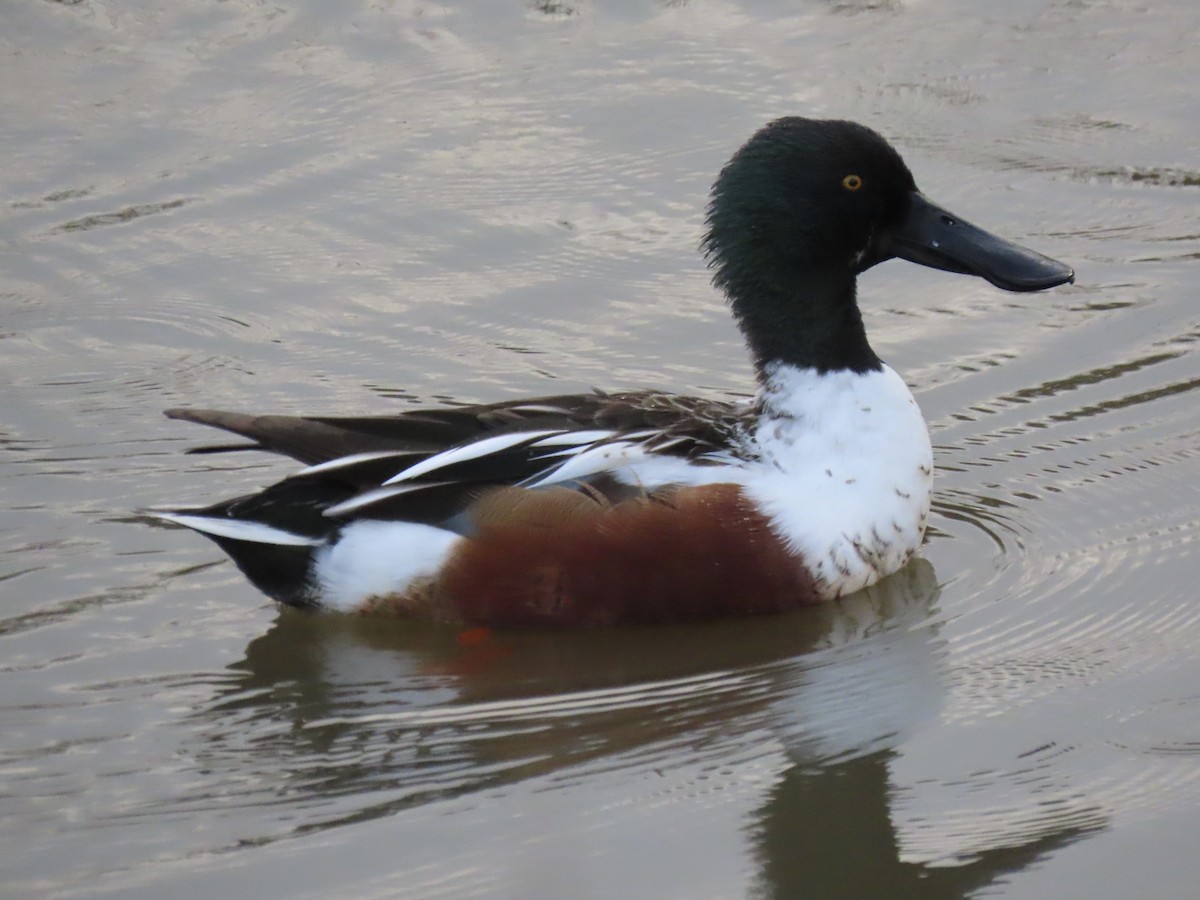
[842,174,864,191]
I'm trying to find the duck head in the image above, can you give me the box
[703,117,1074,374]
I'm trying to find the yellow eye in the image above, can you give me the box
[842,174,864,191]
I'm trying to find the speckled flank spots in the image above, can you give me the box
[743,363,933,599]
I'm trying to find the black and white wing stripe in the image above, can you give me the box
[165,390,755,524]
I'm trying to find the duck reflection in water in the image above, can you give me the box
[188,559,1099,894]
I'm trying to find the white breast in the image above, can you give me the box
[741,363,933,599]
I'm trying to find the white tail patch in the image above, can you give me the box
[313,520,461,612]
[153,512,320,547]
[382,430,562,486]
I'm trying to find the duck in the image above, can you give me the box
[154,117,1074,627]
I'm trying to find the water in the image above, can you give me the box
[2,1,1198,896]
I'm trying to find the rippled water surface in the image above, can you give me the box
[3,1,1198,897]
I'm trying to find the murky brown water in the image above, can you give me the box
[3,1,1198,897]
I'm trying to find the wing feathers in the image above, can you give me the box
[381,429,563,485]
[165,391,752,528]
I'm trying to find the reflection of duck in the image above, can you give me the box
[755,749,1099,900]
[155,117,1072,625]
[201,559,944,814]
[193,559,1096,894]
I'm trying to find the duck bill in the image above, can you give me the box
[880,191,1074,292]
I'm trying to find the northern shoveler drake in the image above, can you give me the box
[154,117,1074,627]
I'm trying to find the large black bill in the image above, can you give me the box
[885,191,1074,292]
